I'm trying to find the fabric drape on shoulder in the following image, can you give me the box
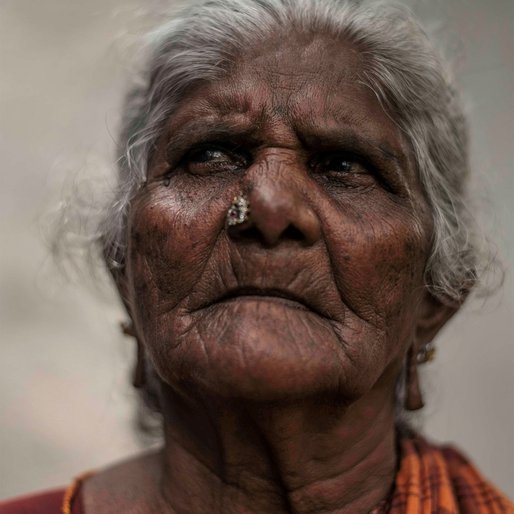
[384,434,514,513]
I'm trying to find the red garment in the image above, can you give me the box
[0,485,84,514]
[1,435,512,513]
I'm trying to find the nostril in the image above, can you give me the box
[282,224,304,242]
[226,189,321,247]
[229,222,307,246]
[229,224,263,243]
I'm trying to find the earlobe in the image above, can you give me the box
[404,292,462,411]
[405,345,424,410]
[121,321,146,389]
[108,256,146,389]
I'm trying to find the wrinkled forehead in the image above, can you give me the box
[235,31,363,86]
[217,36,364,126]
[173,34,366,123]
[163,34,419,189]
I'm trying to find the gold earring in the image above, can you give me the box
[120,321,136,337]
[417,342,436,364]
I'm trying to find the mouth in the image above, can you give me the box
[204,287,332,319]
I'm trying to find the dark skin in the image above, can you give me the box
[84,34,458,513]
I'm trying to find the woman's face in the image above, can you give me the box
[123,35,436,403]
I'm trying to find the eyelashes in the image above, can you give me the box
[163,142,382,192]
[309,153,370,176]
[179,145,249,175]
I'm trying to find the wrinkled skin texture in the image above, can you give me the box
[86,34,455,513]
[128,36,431,403]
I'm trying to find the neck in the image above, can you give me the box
[156,378,398,514]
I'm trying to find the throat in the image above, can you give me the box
[157,386,398,513]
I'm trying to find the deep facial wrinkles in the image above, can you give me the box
[113,34,441,514]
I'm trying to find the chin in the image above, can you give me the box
[150,301,379,404]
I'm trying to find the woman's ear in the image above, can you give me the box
[104,251,149,390]
[404,291,465,411]
[415,291,463,347]
[105,254,134,318]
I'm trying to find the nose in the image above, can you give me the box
[227,159,321,247]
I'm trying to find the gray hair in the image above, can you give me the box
[99,0,493,304]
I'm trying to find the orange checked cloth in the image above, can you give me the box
[371,433,514,513]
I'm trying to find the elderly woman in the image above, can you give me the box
[2,0,512,513]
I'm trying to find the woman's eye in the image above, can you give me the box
[184,146,247,175]
[314,154,363,174]
[191,148,227,163]
[310,153,377,191]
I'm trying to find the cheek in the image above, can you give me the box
[326,198,429,341]
[126,185,228,333]
[124,180,430,402]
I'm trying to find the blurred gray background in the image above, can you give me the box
[1,0,513,500]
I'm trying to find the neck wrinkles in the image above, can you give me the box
[157,380,398,514]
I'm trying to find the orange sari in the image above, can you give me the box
[372,434,514,513]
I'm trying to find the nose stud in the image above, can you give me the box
[226,194,250,226]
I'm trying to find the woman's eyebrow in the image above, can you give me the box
[298,127,404,165]
[165,120,258,155]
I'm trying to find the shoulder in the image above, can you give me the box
[81,451,163,514]
[396,432,514,513]
[438,443,514,513]
[0,488,65,514]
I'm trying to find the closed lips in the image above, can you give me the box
[209,287,333,319]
